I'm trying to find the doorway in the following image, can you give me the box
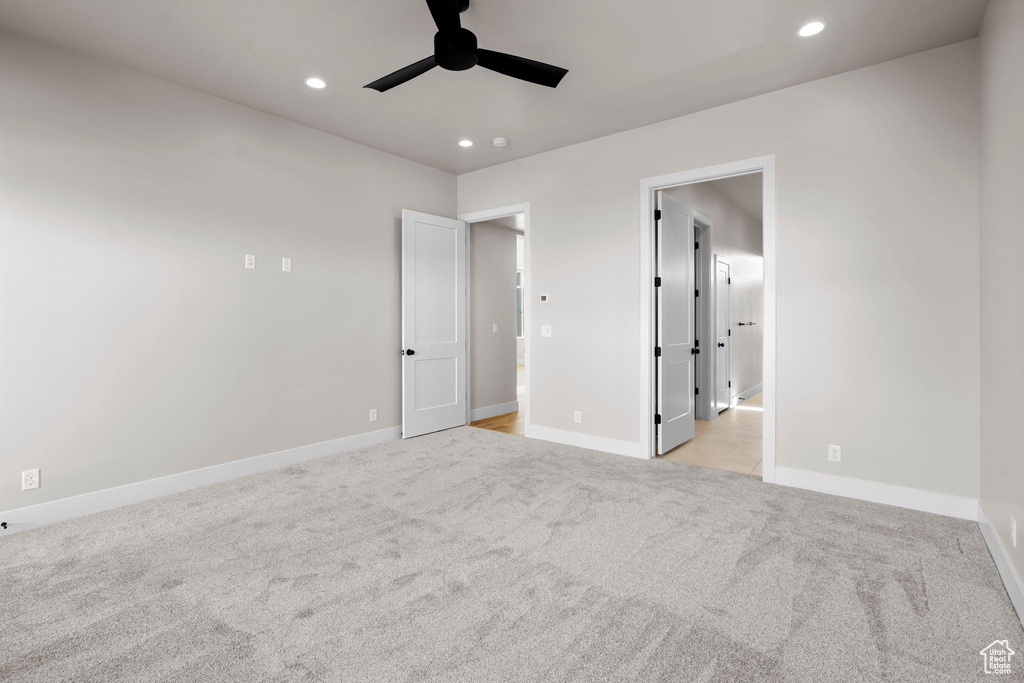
[464,213,527,436]
[640,157,775,480]
[461,204,531,438]
[399,204,531,440]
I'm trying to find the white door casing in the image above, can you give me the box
[716,258,732,412]
[656,192,697,453]
[401,209,468,438]
[639,156,775,482]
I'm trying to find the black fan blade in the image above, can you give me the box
[425,0,461,33]
[476,49,567,88]
[364,56,437,92]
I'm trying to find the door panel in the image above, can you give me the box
[657,193,696,454]
[402,209,467,438]
[716,259,731,413]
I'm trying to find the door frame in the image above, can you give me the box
[692,214,715,422]
[714,255,731,413]
[639,156,776,482]
[457,203,532,438]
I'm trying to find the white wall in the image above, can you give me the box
[470,221,518,411]
[0,30,455,512]
[666,180,763,402]
[459,40,980,497]
[979,0,1024,579]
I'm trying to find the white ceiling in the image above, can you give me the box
[711,174,763,220]
[0,0,987,174]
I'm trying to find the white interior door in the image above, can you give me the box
[402,209,467,438]
[716,258,732,413]
[656,193,696,454]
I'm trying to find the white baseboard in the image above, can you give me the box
[470,401,519,422]
[529,425,641,459]
[0,425,402,535]
[978,501,1024,627]
[736,383,763,402]
[774,466,978,520]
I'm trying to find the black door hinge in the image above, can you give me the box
[695,241,699,249]
[654,346,662,357]
[695,387,700,395]
[728,277,731,284]
[728,329,731,336]
[728,380,732,388]
[654,209,662,221]
[654,276,662,287]
[695,289,699,297]
[655,414,662,425]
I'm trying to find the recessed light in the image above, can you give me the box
[458,139,473,148]
[305,77,326,89]
[798,20,826,37]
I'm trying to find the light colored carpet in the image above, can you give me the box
[1,427,1021,682]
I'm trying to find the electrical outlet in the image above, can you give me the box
[22,469,39,491]
[492,323,498,333]
[369,409,377,423]
[828,445,841,463]
[541,325,552,337]
[244,254,256,270]
[574,410,582,424]
[1012,517,1017,548]
[282,257,292,272]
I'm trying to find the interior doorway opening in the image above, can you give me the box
[641,157,774,480]
[459,205,531,437]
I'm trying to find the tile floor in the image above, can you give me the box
[656,393,763,477]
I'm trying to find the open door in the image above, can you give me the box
[715,257,732,413]
[656,193,697,454]
[401,209,468,438]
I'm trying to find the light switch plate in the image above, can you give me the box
[541,325,552,337]
[492,323,498,333]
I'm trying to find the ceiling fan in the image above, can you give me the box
[364,0,568,92]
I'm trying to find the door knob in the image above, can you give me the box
[718,342,725,347]
[404,349,416,356]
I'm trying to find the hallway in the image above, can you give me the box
[657,393,763,477]
[469,365,526,436]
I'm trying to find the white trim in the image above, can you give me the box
[459,203,532,438]
[470,401,519,422]
[529,425,641,459]
[775,466,978,520]
[0,426,401,535]
[737,383,763,401]
[978,501,1024,626]
[640,156,776,481]
[712,254,730,417]
[692,215,715,422]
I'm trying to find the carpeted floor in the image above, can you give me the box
[1,427,1021,682]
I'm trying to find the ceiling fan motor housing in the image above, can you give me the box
[434,29,478,71]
